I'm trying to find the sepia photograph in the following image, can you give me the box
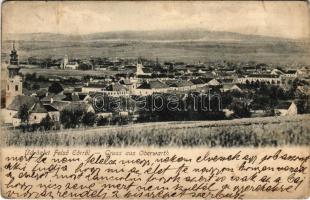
[0,1,309,199]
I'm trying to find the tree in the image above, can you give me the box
[40,114,53,131]
[48,82,63,94]
[60,108,84,129]
[32,83,40,90]
[18,104,30,126]
[97,116,108,126]
[229,99,251,118]
[82,112,97,127]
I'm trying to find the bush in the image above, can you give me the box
[48,82,63,94]
[60,108,84,129]
[97,116,109,126]
[40,115,53,131]
[82,112,97,127]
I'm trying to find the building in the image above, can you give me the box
[61,55,79,70]
[65,62,79,70]
[221,84,242,93]
[82,83,106,93]
[281,70,299,78]
[133,80,169,96]
[6,43,23,107]
[207,79,221,86]
[166,80,195,92]
[135,60,152,77]
[103,83,129,97]
[275,101,298,116]
[61,55,69,69]
[3,95,36,125]
[237,74,281,85]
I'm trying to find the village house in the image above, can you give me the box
[274,101,298,116]
[133,80,169,96]
[237,74,281,85]
[103,83,129,97]
[221,84,242,93]
[3,95,60,127]
[166,79,195,92]
[82,83,106,93]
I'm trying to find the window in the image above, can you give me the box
[15,85,18,91]
[7,85,9,91]
[34,116,37,120]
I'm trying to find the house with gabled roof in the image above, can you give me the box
[3,95,37,124]
[207,79,221,86]
[274,101,298,116]
[167,79,195,92]
[102,82,129,97]
[221,84,242,93]
[133,80,169,96]
[27,102,49,125]
[3,94,62,127]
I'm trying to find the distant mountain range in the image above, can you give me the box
[5,29,308,43]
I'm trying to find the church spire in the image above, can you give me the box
[10,41,18,65]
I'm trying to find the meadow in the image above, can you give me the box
[20,68,119,78]
[3,40,310,65]
[3,114,310,147]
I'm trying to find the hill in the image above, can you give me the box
[2,29,310,65]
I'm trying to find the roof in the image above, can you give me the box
[247,74,279,78]
[43,104,59,112]
[45,101,70,110]
[138,80,168,89]
[63,102,94,112]
[207,79,221,86]
[83,83,106,88]
[222,84,242,91]
[285,70,297,74]
[36,89,48,97]
[41,93,66,102]
[142,68,152,73]
[105,83,128,91]
[29,102,47,113]
[274,101,293,109]
[219,78,234,84]
[119,79,132,85]
[190,78,206,85]
[7,65,20,70]
[62,93,80,101]
[169,80,194,87]
[7,95,37,111]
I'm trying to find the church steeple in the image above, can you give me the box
[8,42,21,78]
[10,41,18,65]
[6,42,23,107]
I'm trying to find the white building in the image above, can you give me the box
[237,75,281,85]
[135,61,152,77]
[61,55,79,70]
[133,80,169,96]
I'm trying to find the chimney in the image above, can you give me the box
[50,97,54,104]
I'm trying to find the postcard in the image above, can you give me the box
[1,1,309,199]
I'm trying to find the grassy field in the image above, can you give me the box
[3,114,310,147]
[3,40,310,65]
[20,68,120,78]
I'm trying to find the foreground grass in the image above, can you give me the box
[3,115,310,147]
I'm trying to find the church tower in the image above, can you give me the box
[6,42,23,107]
[136,58,144,76]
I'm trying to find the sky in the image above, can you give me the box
[2,1,310,39]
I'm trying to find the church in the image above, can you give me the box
[135,59,152,77]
